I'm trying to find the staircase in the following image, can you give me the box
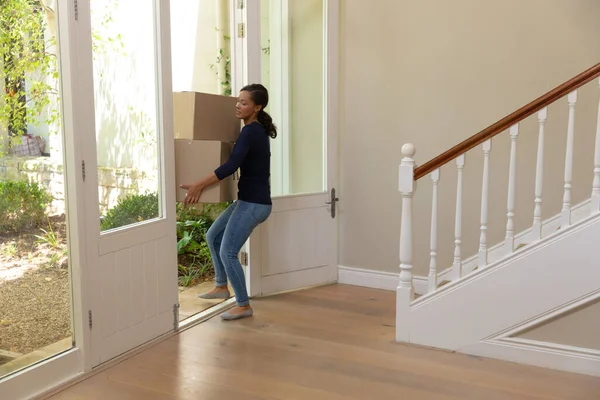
[396,63,600,377]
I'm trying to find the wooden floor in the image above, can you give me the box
[50,285,600,400]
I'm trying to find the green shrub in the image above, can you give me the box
[0,180,52,232]
[100,192,159,231]
[175,201,230,287]
[175,202,204,224]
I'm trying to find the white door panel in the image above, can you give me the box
[262,202,333,276]
[97,220,173,255]
[94,234,175,363]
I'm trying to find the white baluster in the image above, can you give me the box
[478,140,492,268]
[428,169,440,292]
[591,79,600,214]
[505,124,519,253]
[532,107,548,241]
[397,144,415,342]
[561,91,578,228]
[452,154,465,281]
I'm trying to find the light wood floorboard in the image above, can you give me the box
[49,284,600,399]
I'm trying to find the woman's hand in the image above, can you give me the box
[180,183,204,205]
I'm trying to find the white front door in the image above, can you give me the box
[234,0,340,296]
[76,0,178,366]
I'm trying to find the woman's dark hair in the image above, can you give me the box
[241,83,277,139]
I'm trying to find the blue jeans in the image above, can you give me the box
[206,200,272,306]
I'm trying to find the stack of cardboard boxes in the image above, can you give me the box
[173,92,240,203]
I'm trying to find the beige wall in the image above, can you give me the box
[516,299,600,350]
[339,0,600,275]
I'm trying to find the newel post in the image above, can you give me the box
[396,143,416,342]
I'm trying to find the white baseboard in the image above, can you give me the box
[338,266,436,295]
[461,338,600,377]
[338,266,398,291]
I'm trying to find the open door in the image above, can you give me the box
[235,0,340,296]
[75,0,179,366]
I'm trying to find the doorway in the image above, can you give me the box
[169,0,239,322]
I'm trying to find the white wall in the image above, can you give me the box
[339,0,600,275]
[171,0,228,94]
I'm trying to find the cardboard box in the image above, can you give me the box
[173,92,241,143]
[174,139,236,203]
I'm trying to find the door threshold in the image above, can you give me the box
[177,298,236,332]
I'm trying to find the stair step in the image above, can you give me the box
[438,279,451,288]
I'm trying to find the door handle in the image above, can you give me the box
[326,188,339,218]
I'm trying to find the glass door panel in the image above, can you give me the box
[260,0,326,197]
[91,0,162,232]
[0,0,73,378]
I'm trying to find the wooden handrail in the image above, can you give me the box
[414,62,600,181]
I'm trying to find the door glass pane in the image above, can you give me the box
[261,0,325,197]
[91,0,162,232]
[0,1,73,378]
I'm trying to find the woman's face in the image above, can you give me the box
[236,90,261,120]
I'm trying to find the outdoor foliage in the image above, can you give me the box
[0,0,123,156]
[0,179,52,232]
[209,29,232,96]
[100,192,159,231]
[0,0,59,151]
[176,202,230,287]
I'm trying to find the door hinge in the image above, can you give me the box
[74,0,78,20]
[237,23,245,38]
[173,303,180,330]
[237,0,244,9]
[240,251,248,266]
[81,160,86,181]
[88,310,92,329]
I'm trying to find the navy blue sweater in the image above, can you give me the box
[214,122,272,205]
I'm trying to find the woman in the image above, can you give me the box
[180,84,275,321]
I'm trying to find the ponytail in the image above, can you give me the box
[241,83,278,139]
[258,109,277,139]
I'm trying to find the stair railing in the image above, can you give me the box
[396,63,600,341]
